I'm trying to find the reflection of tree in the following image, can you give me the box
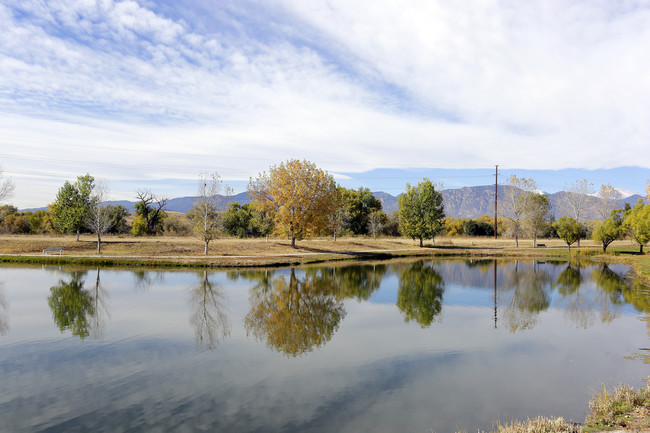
[244,268,346,357]
[396,262,445,327]
[189,270,230,351]
[133,270,165,291]
[555,264,616,328]
[0,282,8,335]
[555,264,582,295]
[313,264,387,301]
[594,265,650,314]
[500,263,551,332]
[48,269,108,339]
[48,271,94,339]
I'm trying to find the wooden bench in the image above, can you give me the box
[42,247,64,255]
[535,243,546,248]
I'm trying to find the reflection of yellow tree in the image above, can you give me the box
[396,262,445,328]
[244,268,346,357]
[500,263,551,332]
[189,270,230,351]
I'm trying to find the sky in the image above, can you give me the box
[1,0,650,208]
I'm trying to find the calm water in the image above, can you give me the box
[0,259,649,433]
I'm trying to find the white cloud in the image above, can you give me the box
[1,0,650,207]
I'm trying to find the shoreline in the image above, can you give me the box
[0,235,647,282]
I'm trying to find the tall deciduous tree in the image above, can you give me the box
[525,193,552,247]
[0,165,15,203]
[624,200,650,253]
[50,174,95,241]
[596,184,622,221]
[248,159,337,248]
[86,180,112,254]
[500,175,537,247]
[340,187,382,235]
[188,172,229,255]
[132,190,167,236]
[397,178,445,247]
[592,210,625,252]
[559,179,594,247]
[553,216,581,251]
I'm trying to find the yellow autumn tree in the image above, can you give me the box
[248,159,338,248]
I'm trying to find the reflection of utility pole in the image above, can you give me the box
[494,260,498,329]
[494,165,498,239]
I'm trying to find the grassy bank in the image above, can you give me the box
[471,381,650,433]
[0,234,648,278]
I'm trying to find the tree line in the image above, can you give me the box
[500,175,650,252]
[0,161,649,254]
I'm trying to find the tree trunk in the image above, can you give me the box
[641,244,644,254]
[533,234,537,247]
[419,237,423,247]
[97,233,101,254]
[333,231,337,241]
[291,236,296,248]
[76,229,80,242]
[204,240,209,255]
[577,238,581,247]
[567,243,571,252]
[602,244,607,252]
[515,235,519,248]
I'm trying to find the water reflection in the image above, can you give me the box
[242,268,346,357]
[189,270,230,350]
[47,268,108,339]
[554,263,617,328]
[2,260,650,433]
[0,282,8,335]
[133,269,166,291]
[499,262,552,332]
[396,262,445,327]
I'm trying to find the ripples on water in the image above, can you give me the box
[0,259,648,432]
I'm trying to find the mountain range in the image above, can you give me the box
[23,186,645,219]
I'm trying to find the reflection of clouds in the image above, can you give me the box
[2,261,650,432]
[189,271,230,351]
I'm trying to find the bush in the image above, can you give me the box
[163,215,192,236]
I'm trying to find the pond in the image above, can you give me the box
[0,259,649,433]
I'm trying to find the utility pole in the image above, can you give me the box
[494,165,498,239]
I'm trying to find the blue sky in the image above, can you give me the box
[1,0,650,208]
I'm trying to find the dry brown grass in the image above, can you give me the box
[0,234,642,268]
